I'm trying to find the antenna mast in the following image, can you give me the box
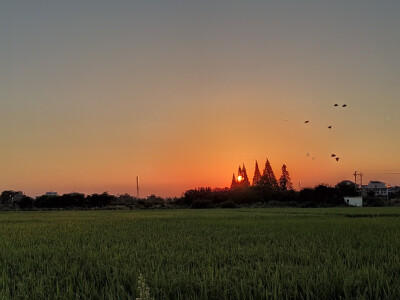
[136,176,139,198]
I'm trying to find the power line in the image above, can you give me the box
[363,169,400,172]
[377,172,400,175]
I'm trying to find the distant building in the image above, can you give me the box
[344,196,363,207]
[390,186,400,195]
[45,192,58,196]
[363,181,388,197]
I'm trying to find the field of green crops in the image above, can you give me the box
[1,208,400,299]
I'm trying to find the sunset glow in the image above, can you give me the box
[1,1,400,197]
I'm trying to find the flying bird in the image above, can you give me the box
[328,126,332,129]
[331,154,336,157]
[342,104,347,107]
[304,120,309,123]
[335,157,340,161]
[334,104,338,107]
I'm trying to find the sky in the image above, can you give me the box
[1,1,400,197]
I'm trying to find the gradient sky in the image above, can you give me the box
[1,1,400,197]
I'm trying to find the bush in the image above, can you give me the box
[364,197,386,207]
[184,188,212,206]
[18,196,34,209]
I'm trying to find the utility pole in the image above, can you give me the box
[136,176,139,198]
[387,186,389,203]
[353,171,364,195]
[359,172,364,195]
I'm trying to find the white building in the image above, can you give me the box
[344,196,363,207]
[363,181,388,197]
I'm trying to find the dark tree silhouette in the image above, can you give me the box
[86,192,115,208]
[59,193,85,207]
[1,190,23,205]
[335,180,358,196]
[279,164,293,191]
[230,173,237,189]
[231,164,250,189]
[252,160,262,186]
[18,196,34,209]
[0,191,13,204]
[184,187,212,206]
[314,185,344,206]
[241,164,250,187]
[35,194,60,208]
[259,159,279,190]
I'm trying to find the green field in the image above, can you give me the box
[1,208,400,299]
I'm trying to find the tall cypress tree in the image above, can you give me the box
[242,164,250,187]
[230,173,237,189]
[260,159,279,190]
[279,164,293,190]
[252,160,261,186]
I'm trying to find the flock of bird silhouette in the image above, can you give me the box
[304,103,347,162]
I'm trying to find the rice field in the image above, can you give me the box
[1,208,400,299]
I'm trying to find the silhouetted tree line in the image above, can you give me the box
[179,184,343,208]
[0,191,172,211]
[0,180,397,211]
[180,180,400,208]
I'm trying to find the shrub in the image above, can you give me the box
[364,197,386,207]
[18,196,34,209]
